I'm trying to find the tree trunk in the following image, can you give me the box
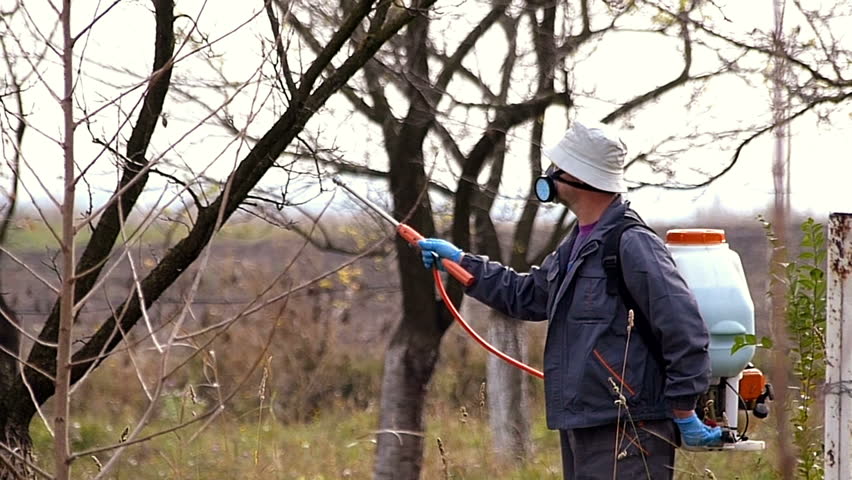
[0,297,18,411]
[373,3,449,477]
[770,1,795,478]
[373,321,444,479]
[373,229,448,479]
[0,416,34,480]
[470,164,534,462]
[461,298,531,461]
[373,144,448,478]
[0,294,28,480]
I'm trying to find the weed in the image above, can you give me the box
[734,217,827,479]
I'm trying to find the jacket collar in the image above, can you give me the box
[549,196,628,319]
[556,194,628,272]
[568,194,628,249]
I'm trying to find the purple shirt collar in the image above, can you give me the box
[570,221,598,262]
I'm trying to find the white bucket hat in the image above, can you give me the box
[543,121,627,193]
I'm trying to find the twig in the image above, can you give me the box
[436,437,451,480]
[73,314,279,462]
[373,429,425,445]
[0,246,60,294]
[611,309,653,479]
[0,440,52,480]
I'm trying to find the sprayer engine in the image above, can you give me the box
[693,365,774,450]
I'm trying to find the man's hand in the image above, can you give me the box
[673,412,723,447]
[418,239,463,270]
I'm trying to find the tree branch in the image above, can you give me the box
[12,0,437,414]
[630,93,851,192]
[643,0,851,88]
[451,91,571,261]
[296,0,376,97]
[264,0,298,97]
[602,14,692,124]
[506,1,556,269]
[433,2,507,98]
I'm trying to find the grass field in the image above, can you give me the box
[26,357,782,480]
[29,406,780,479]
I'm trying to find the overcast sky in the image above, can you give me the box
[4,0,850,226]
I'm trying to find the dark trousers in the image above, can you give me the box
[559,420,677,480]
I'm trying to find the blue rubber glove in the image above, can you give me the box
[674,413,723,447]
[417,238,463,270]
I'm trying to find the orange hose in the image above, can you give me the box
[432,269,544,379]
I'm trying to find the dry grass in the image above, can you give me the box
[25,306,779,479]
[28,369,779,479]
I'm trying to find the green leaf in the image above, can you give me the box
[731,334,773,354]
[731,335,746,354]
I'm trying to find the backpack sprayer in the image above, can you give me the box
[333,177,771,451]
[665,230,774,451]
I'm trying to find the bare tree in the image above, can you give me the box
[292,0,577,472]
[633,0,851,193]
[0,5,27,475]
[0,1,432,478]
[769,1,795,478]
[288,0,731,473]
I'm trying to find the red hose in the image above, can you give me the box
[432,269,544,379]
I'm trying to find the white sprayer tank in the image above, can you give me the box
[665,229,755,379]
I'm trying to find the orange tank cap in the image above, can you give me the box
[665,229,726,245]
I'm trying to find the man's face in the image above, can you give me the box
[545,165,583,208]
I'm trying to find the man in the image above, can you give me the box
[418,121,721,479]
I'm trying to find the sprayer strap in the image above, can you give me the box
[602,210,666,367]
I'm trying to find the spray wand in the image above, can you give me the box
[333,177,544,379]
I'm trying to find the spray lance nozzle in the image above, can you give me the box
[331,176,474,287]
[331,174,547,380]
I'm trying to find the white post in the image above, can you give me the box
[826,212,852,480]
[725,374,742,430]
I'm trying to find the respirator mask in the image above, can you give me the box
[534,165,607,202]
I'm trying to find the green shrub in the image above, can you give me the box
[734,217,826,479]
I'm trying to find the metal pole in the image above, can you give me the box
[331,176,400,227]
[826,212,852,480]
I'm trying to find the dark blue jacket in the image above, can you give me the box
[459,197,711,430]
